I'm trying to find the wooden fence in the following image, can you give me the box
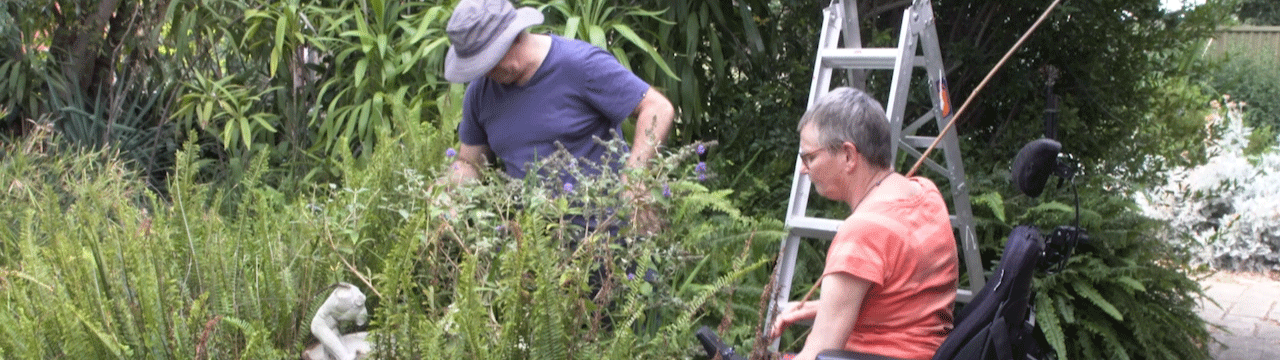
[1204,26,1280,63]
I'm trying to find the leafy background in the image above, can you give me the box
[3,0,1277,359]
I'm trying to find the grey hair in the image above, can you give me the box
[796,87,893,169]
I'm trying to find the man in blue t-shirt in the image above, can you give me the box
[443,0,675,191]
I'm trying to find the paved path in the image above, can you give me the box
[1196,272,1280,360]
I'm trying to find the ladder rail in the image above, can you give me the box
[839,0,868,90]
[883,4,923,162]
[768,2,844,346]
[912,0,986,292]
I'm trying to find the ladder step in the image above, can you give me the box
[819,48,926,69]
[820,48,898,69]
[786,216,842,239]
[904,135,937,149]
[783,214,976,300]
[790,216,969,235]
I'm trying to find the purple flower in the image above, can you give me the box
[563,182,574,193]
[445,148,457,158]
[695,162,708,182]
[698,172,707,182]
[662,183,671,198]
[627,273,636,280]
[696,144,706,155]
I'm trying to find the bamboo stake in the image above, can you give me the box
[906,0,1067,177]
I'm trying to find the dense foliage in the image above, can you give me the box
[1029,194,1213,360]
[924,0,1231,186]
[0,0,1251,359]
[1236,0,1280,25]
[0,123,782,358]
[1001,185,1215,360]
[1206,55,1280,151]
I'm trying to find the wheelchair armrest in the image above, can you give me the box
[695,326,748,360]
[816,349,908,360]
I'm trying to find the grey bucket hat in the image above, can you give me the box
[444,0,544,83]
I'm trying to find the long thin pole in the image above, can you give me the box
[906,0,1067,177]
[788,0,1070,326]
[790,0,1070,323]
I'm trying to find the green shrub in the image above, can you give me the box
[1030,195,1213,360]
[353,123,783,358]
[0,135,324,359]
[968,175,1214,360]
[0,116,780,358]
[1207,55,1280,153]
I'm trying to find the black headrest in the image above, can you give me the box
[1012,138,1062,198]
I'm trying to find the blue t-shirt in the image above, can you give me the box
[459,34,651,180]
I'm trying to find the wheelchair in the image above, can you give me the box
[698,138,1087,360]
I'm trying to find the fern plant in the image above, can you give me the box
[995,184,1215,360]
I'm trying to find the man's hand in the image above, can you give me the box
[448,143,491,185]
[437,144,491,220]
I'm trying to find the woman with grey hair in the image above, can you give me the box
[770,87,959,360]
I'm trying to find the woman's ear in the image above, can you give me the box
[837,142,852,159]
[841,142,860,171]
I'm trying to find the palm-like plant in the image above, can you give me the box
[310,0,453,158]
[525,0,678,81]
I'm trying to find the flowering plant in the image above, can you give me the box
[1139,95,1280,271]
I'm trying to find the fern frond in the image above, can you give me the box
[530,257,569,360]
[1077,328,1100,360]
[1036,293,1069,360]
[1053,292,1076,324]
[1115,275,1147,294]
[1072,281,1124,321]
[668,257,770,338]
[972,191,1006,223]
[1096,320,1131,360]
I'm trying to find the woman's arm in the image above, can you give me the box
[792,273,873,360]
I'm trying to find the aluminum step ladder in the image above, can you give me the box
[766,0,984,346]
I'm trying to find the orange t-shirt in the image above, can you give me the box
[822,177,959,360]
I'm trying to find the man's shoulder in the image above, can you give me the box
[547,34,615,62]
[549,34,602,51]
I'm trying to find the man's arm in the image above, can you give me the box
[625,87,675,170]
[448,143,491,184]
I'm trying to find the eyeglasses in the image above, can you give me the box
[799,148,827,168]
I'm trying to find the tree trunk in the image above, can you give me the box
[63,0,122,91]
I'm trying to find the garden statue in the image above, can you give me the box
[301,283,370,360]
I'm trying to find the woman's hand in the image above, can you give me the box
[770,301,817,339]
